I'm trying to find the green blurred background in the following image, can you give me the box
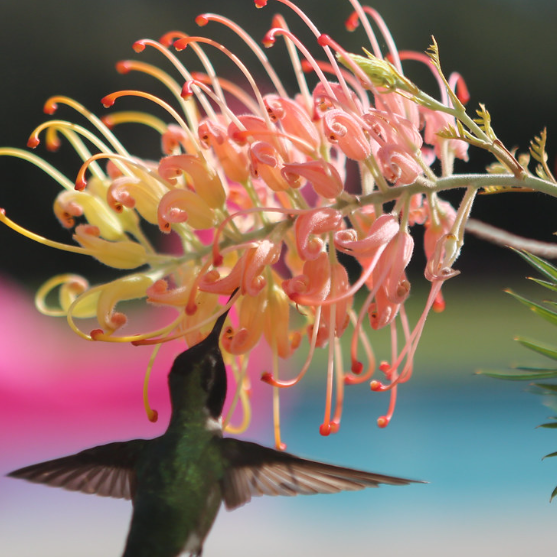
[1,0,557,555]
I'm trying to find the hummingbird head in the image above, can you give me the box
[168,308,231,420]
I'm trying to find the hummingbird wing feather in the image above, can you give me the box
[219,438,422,510]
[7,439,146,500]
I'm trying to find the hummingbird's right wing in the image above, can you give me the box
[218,438,423,510]
[7,439,147,500]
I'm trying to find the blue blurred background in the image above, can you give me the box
[1,0,557,555]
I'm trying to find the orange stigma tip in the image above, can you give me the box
[181,82,194,99]
[195,15,209,26]
[377,416,390,428]
[319,423,331,436]
[46,140,61,152]
[0,208,6,216]
[300,60,313,73]
[330,421,340,434]
[148,409,159,423]
[370,380,384,391]
[90,329,104,340]
[379,361,390,372]
[101,115,114,129]
[344,376,357,385]
[75,177,87,191]
[433,299,446,312]
[115,61,131,74]
[173,38,188,51]
[351,361,364,374]
[317,34,331,47]
[43,100,58,115]
[345,13,359,31]
[254,0,267,7]
[261,371,274,384]
[27,136,40,149]
[132,40,146,53]
[277,442,287,451]
[456,78,470,105]
[212,254,223,267]
[101,95,116,108]
[185,302,197,316]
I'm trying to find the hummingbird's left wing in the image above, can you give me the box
[7,439,147,500]
[218,438,423,510]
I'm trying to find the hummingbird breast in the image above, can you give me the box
[122,430,224,557]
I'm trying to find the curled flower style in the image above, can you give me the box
[2,0,487,447]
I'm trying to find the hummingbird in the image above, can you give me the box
[8,304,423,557]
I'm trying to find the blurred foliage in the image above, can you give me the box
[478,249,557,501]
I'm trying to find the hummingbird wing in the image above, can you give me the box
[218,438,423,510]
[7,439,147,500]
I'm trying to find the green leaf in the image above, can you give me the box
[528,277,557,292]
[511,248,557,285]
[537,422,557,429]
[515,337,557,361]
[478,369,557,380]
[543,451,557,460]
[533,383,557,392]
[550,485,557,503]
[506,290,557,327]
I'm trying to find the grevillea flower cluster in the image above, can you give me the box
[2,0,552,449]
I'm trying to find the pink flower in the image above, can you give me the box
[0,0,469,444]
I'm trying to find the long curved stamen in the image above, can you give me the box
[133,38,219,121]
[29,120,115,177]
[262,305,321,387]
[263,28,336,100]
[379,280,443,389]
[224,356,252,434]
[300,58,369,110]
[143,344,161,422]
[345,309,375,384]
[330,337,345,432]
[0,209,113,259]
[35,274,89,317]
[377,384,397,428]
[115,60,195,120]
[271,14,313,111]
[101,90,202,155]
[197,13,288,99]
[319,302,337,436]
[158,31,226,108]
[270,342,286,450]
[359,5,402,72]
[101,111,168,134]
[75,152,157,191]
[133,290,241,345]
[345,1,382,60]
[84,309,185,344]
[190,72,260,114]
[231,126,317,155]
[0,148,75,191]
[182,80,245,131]
[174,36,273,127]
[259,0,356,110]
[44,96,130,157]
[317,33,378,91]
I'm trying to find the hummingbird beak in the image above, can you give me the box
[209,288,238,341]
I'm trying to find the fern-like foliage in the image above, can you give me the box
[529,128,556,183]
[474,104,496,140]
[478,248,557,501]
